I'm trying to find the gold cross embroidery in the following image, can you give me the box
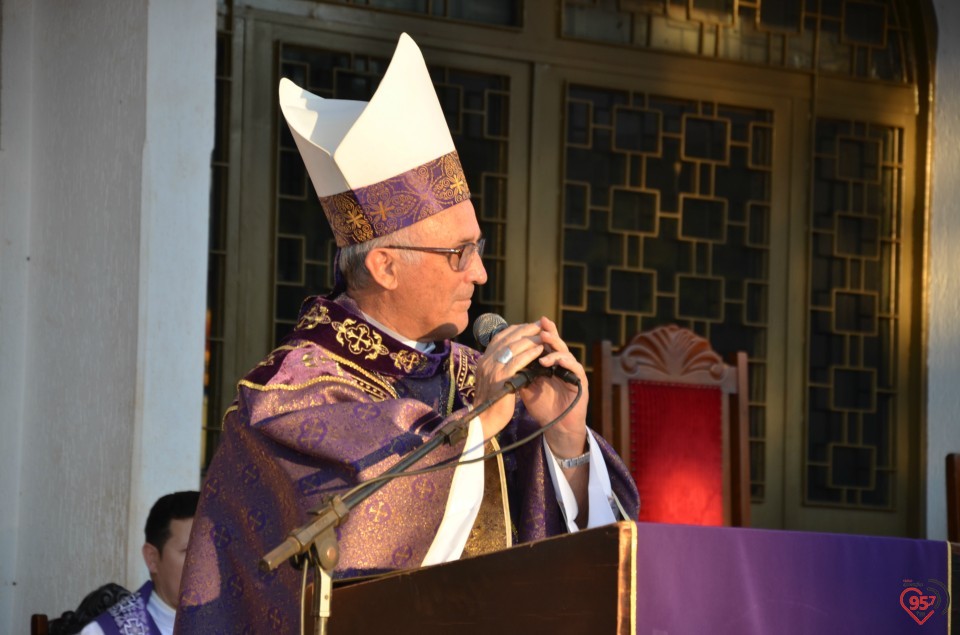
[449,174,467,196]
[368,501,390,523]
[345,208,367,230]
[374,200,394,221]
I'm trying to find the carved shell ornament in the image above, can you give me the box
[617,325,726,382]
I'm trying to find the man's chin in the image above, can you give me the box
[425,318,467,342]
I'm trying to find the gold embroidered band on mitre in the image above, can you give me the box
[318,150,471,246]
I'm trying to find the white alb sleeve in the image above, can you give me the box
[543,430,618,532]
[421,416,486,565]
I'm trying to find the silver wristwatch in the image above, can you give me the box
[555,450,590,469]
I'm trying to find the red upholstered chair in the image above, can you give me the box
[593,325,750,527]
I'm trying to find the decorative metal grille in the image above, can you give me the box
[561,83,772,500]
[562,0,913,83]
[204,29,232,468]
[316,0,523,26]
[806,117,901,509]
[275,43,511,345]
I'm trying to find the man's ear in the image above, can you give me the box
[142,543,161,575]
[364,248,400,290]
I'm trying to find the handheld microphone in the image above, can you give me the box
[472,313,579,385]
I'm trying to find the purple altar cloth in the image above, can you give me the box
[633,523,950,635]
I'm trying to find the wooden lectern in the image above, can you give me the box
[330,522,634,634]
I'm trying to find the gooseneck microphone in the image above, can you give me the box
[473,313,579,385]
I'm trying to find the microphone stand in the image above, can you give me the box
[259,373,533,635]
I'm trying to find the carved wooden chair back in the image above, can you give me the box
[593,325,750,526]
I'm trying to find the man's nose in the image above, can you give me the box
[467,249,488,284]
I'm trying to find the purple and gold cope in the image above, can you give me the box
[175,295,639,633]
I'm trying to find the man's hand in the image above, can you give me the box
[517,317,589,460]
[472,320,543,440]
[473,317,591,525]
[472,317,589,459]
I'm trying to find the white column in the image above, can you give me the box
[0,1,213,630]
[126,0,215,585]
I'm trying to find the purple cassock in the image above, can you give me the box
[175,294,640,633]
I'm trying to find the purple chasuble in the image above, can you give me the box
[175,295,639,634]
[94,581,161,635]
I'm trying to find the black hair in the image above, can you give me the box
[144,490,200,552]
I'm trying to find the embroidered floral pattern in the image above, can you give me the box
[455,347,478,402]
[296,304,331,330]
[318,150,471,246]
[256,350,280,368]
[391,349,425,373]
[333,318,389,360]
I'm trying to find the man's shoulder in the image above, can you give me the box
[80,582,150,635]
[238,338,397,403]
[241,295,364,386]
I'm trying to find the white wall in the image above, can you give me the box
[0,1,34,628]
[926,0,960,540]
[0,1,213,631]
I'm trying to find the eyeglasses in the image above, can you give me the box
[383,238,486,273]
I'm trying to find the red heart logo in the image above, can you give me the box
[900,587,935,626]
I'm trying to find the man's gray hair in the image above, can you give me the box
[339,226,423,291]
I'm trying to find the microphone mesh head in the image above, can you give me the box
[473,313,507,349]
